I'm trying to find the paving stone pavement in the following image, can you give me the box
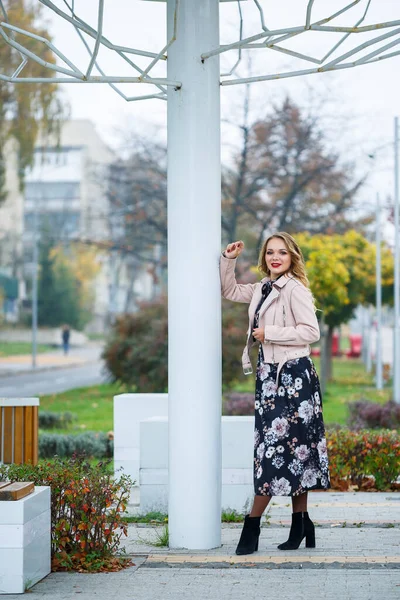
[7,492,400,600]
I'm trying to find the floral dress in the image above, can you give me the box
[253,283,330,496]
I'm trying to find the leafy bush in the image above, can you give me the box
[347,400,400,430]
[39,432,113,459]
[102,298,250,391]
[0,455,133,572]
[221,299,252,388]
[39,411,78,430]
[102,300,168,393]
[327,428,400,491]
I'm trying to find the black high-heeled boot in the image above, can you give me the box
[303,511,316,548]
[235,515,261,555]
[277,511,316,550]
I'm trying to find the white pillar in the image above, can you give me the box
[167,0,222,549]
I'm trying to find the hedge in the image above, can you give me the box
[327,428,400,491]
[39,432,113,459]
[39,411,78,430]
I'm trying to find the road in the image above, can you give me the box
[0,362,107,397]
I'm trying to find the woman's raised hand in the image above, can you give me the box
[224,240,245,259]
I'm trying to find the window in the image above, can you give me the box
[24,212,80,237]
[25,182,80,202]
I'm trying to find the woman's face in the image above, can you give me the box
[265,237,292,278]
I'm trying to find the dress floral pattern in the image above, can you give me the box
[254,348,331,496]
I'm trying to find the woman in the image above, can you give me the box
[220,232,330,555]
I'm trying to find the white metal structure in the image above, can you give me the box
[1,0,400,547]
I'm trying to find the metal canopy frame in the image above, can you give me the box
[1,1,400,100]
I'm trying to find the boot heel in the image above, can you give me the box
[305,533,316,548]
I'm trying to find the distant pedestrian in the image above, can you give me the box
[220,232,331,556]
[62,325,70,355]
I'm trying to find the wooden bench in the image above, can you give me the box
[0,398,39,465]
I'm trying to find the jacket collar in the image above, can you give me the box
[261,272,294,289]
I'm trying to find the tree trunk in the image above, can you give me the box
[326,326,334,381]
[319,314,327,397]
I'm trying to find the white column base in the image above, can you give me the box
[139,416,255,515]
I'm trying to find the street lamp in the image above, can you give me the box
[394,117,400,403]
[375,193,383,390]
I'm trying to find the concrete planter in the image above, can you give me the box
[114,393,168,485]
[0,486,51,594]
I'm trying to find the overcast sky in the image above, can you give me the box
[39,0,400,224]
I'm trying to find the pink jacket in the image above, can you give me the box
[220,254,320,382]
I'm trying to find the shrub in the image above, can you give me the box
[102,300,168,393]
[39,411,78,430]
[221,299,252,388]
[0,455,133,572]
[39,432,113,459]
[347,400,400,430]
[102,297,250,391]
[326,428,400,491]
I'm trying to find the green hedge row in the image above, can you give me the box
[39,432,113,459]
[327,428,400,491]
[39,411,78,430]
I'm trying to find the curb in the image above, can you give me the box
[0,359,102,378]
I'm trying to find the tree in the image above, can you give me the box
[109,138,167,263]
[101,137,168,297]
[37,237,80,329]
[0,0,65,201]
[297,230,394,386]
[37,239,100,330]
[51,244,101,329]
[222,96,367,259]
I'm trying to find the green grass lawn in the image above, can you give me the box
[39,358,391,433]
[0,341,53,357]
[39,383,130,433]
[315,357,391,425]
[228,356,391,427]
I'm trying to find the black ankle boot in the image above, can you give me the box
[303,511,316,548]
[235,515,261,555]
[277,511,316,550]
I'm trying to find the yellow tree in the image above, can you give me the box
[50,244,101,329]
[297,231,394,385]
[0,0,66,201]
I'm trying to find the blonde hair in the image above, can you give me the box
[258,232,310,289]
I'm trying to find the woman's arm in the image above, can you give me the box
[263,284,320,345]
[220,254,257,304]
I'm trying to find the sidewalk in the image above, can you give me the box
[0,344,103,376]
[8,492,400,600]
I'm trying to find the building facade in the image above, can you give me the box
[1,120,154,331]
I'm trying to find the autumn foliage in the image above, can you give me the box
[103,300,169,392]
[326,429,400,491]
[0,455,133,572]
